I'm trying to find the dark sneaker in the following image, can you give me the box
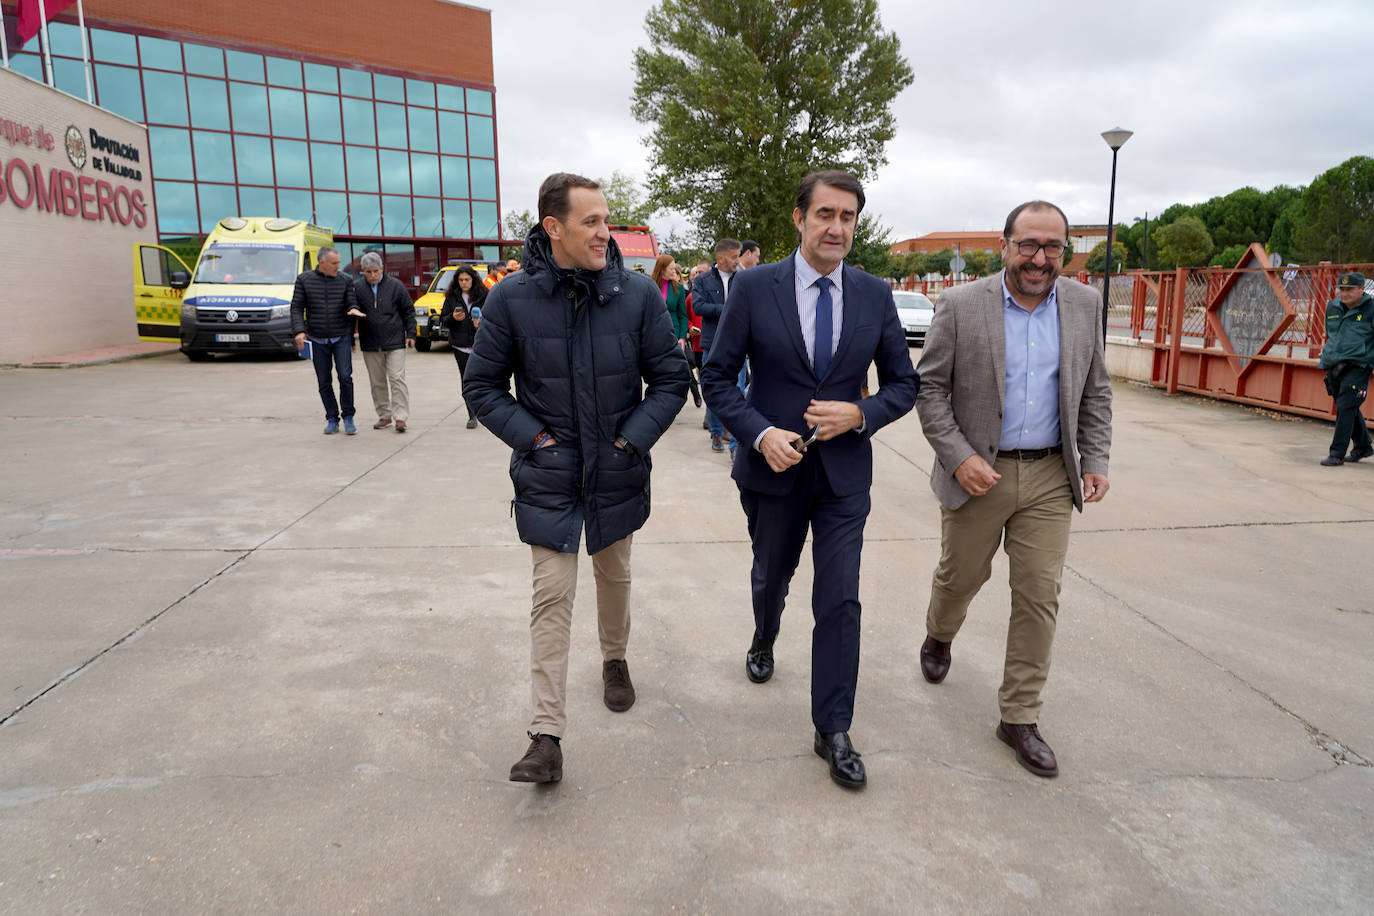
[323,419,340,435]
[711,434,724,452]
[602,659,636,711]
[1321,455,1344,466]
[1348,445,1373,462]
[343,417,357,435]
[465,418,478,429]
[509,732,562,783]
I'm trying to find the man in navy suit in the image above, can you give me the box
[701,170,919,788]
[692,238,742,451]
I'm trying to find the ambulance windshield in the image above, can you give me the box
[194,245,299,285]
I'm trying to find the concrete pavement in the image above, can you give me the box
[1,349,1371,913]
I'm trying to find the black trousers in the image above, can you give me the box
[451,346,474,420]
[1330,366,1372,457]
[739,455,870,733]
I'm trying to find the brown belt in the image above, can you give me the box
[996,445,1063,461]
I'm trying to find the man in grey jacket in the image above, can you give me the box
[915,200,1113,778]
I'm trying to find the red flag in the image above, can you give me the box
[17,0,79,45]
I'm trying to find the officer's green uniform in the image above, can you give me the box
[1318,280,1374,463]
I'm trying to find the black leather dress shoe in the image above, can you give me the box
[814,731,866,788]
[919,635,952,684]
[746,636,774,683]
[996,721,1058,778]
[1349,445,1373,462]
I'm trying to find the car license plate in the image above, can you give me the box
[215,333,250,342]
[905,323,919,332]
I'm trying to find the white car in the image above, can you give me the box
[893,290,936,346]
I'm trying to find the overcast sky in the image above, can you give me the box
[486,0,1373,242]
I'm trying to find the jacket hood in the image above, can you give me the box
[521,225,627,301]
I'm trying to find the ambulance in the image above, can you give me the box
[133,217,334,360]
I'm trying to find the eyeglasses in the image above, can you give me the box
[1009,239,1066,259]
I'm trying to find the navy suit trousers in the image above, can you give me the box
[739,454,870,733]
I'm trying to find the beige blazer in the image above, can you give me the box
[916,272,1113,511]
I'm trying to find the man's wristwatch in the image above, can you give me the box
[614,434,635,453]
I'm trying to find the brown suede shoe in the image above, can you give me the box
[997,721,1058,777]
[919,635,951,684]
[394,419,406,433]
[509,732,562,783]
[373,418,391,429]
[602,659,635,712]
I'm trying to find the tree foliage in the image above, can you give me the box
[1085,241,1128,274]
[597,170,658,226]
[847,214,899,277]
[502,208,534,259]
[1208,243,1250,268]
[632,0,913,259]
[1153,216,1214,267]
[1287,156,1374,263]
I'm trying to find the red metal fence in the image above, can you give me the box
[1080,244,1374,421]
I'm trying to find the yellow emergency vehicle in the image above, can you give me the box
[133,217,333,360]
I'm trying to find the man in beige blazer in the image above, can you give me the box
[915,200,1113,778]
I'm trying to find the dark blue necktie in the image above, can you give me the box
[813,276,833,379]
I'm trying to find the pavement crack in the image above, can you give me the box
[1064,566,1372,769]
[1,550,255,727]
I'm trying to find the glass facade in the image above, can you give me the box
[8,20,502,280]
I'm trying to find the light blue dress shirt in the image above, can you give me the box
[999,276,1061,450]
[751,253,856,451]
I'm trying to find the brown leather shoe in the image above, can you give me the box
[602,659,636,711]
[394,419,406,433]
[372,418,391,429]
[919,635,951,683]
[509,732,562,783]
[997,721,1058,777]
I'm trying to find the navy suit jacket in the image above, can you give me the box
[690,266,730,352]
[701,253,919,497]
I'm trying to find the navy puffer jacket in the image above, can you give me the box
[463,226,689,553]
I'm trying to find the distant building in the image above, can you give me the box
[891,225,1108,273]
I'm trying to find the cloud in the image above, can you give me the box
[491,0,1374,242]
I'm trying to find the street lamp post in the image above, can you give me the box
[1100,127,1132,341]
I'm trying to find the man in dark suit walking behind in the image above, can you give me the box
[692,237,742,452]
[914,200,1113,778]
[702,170,918,788]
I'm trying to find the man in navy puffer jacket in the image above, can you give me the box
[464,172,688,784]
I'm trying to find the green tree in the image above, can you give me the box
[502,208,534,259]
[632,0,913,257]
[1153,216,1214,267]
[1288,156,1374,263]
[1085,241,1128,274]
[1208,243,1251,267]
[919,248,953,277]
[847,214,898,277]
[960,249,991,277]
[597,170,658,226]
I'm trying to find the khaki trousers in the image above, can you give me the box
[528,535,632,737]
[362,349,408,422]
[925,455,1073,723]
